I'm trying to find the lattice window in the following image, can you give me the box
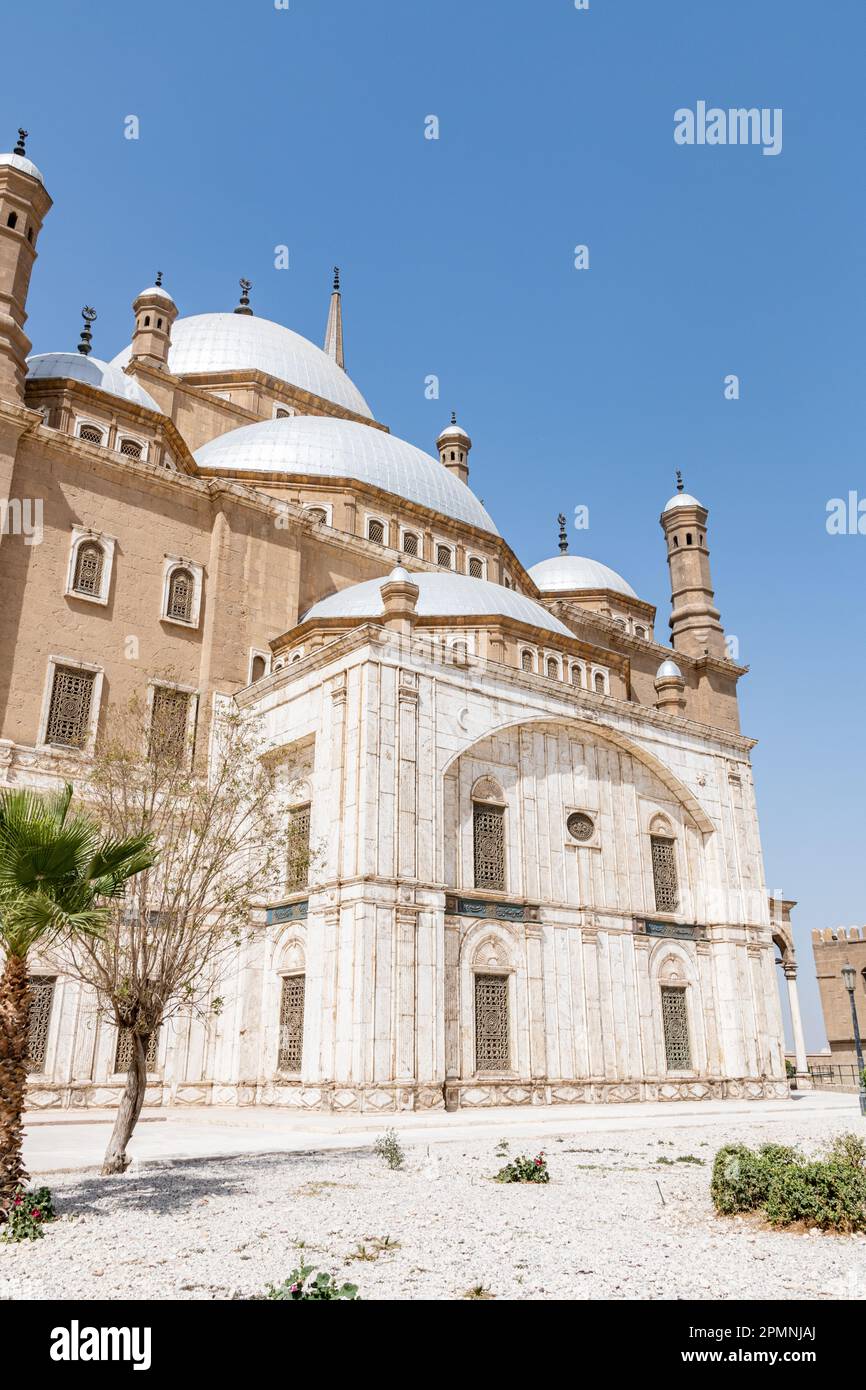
[149,685,191,762]
[45,665,96,748]
[277,974,305,1072]
[402,532,419,557]
[474,974,509,1071]
[26,977,55,1072]
[114,1026,160,1074]
[166,567,194,622]
[275,407,292,419]
[367,518,385,544]
[437,544,453,568]
[635,626,647,639]
[566,812,594,842]
[546,657,558,679]
[651,835,679,912]
[72,541,104,596]
[571,665,583,687]
[473,802,505,892]
[287,804,311,892]
[521,649,534,673]
[468,556,483,578]
[119,438,143,458]
[78,423,104,445]
[593,672,605,693]
[305,507,327,523]
[661,986,691,1070]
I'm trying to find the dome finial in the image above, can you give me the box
[77,305,97,356]
[155,269,163,287]
[13,128,27,157]
[450,410,457,425]
[557,512,568,553]
[333,265,340,291]
[676,469,684,493]
[234,277,253,316]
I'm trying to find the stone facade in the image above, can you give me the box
[812,927,866,1064]
[0,136,792,1110]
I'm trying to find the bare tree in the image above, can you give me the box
[54,691,296,1174]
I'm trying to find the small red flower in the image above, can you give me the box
[31,1209,42,1219]
[13,1196,22,1207]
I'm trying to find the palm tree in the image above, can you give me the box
[0,784,153,1212]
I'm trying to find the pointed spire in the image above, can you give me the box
[557,512,568,554]
[324,265,345,371]
[676,469,684,493]
[77,306,96,356]
[234,277,253,316]
[13,128,27,157]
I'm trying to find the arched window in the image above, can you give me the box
[521,649,534,673]
[6,211,17,229]
[275,407,292,419]
[451,641,469,665]
[650,829,679,912]
[144,315,151,327]
[72,541,104,597]
[546,656,558,679]
[613,618,626,630]
[367,518,385,544]
[118,438,143,459]
[402,532,419,557]
[686,533,693,545]
[571,664,584,687]
[673,535,679,548]
[251,654,267,682]
[78,423,104,445]
[278,973,305,1072]
[473,801,505,892]
[593,671,605,694]
[305,507,327,524]
[468,556,484,578]
[437,543,453,568]
[156,318,163,329]
[166,567,194,622]
[287,804,311,892]
[660,985,691,1070]
[635,626,647,639]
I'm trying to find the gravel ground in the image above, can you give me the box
[3,1109,865,1301]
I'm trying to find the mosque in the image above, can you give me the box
[0,132,806,1111]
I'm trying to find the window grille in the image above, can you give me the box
[635,626,646,639]
[650,835,679,912]
[45,665,96,747]
[474,974,509,1070]
[593,672,605,693]
[661,986,691,1070]
[473,802,505,892]
[275,407,292,418]
[278,974,305,1071]
[119,438,143,458]
[72,541,104,596]
[571,665,583,687]
[26,977,55,1072]
[521,649,534,673]
[305,507,327,523]
[546,657,558,679]
[437,544,452,568]
[367,518,385,544]
[149,685,190,762]
[166,567,194,622]
[468,556,483,578]
[287,804,311,891]
[114,1026,160,1074]
[402,532,419,557]
[78,424,104,445]
[566,812,594,842]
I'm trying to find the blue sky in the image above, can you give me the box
[7,0,865,1049]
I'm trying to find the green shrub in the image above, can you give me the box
[785,1058,796,1079]
[494,1151,549,1183]
[1,1186,55,1243]
[265,1264,360,1300]
[373,1128,405,1170]
[711,1134,866,1232]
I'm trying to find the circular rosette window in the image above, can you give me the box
[566,811,595,842]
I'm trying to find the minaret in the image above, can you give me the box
[0,129,53,403]
[436,412,471,486]
[129,271,178,371]
[660,472,726,659]
[323,266,345,370]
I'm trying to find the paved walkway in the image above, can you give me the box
[22,1090,857,1175]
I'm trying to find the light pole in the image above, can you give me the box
[841,963,866,1117]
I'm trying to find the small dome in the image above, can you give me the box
[26,353,161,412]
[0,151,43,185]
[135,284,176,305]
[437,414,471,447]
[383,565,412,584]
[656,658,684,680]
[663,491,703,513]
[528,553,637,599]
[194,415,498,535]
[301,572,571,635]
[111,311,373,420]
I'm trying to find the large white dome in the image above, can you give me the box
[111,312,373,420]
[26,353,161,413]
[528,553,637,598]
[302,570,571,634]
[194,415,499,535]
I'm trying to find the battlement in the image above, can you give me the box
[812,925,866,944]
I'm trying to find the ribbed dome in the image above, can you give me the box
[111,312,372,419]
[0,151,43,184]
[302,571,571,634]
[26,353,161,412]
[194,415,499,535]
[528,553,637,598]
